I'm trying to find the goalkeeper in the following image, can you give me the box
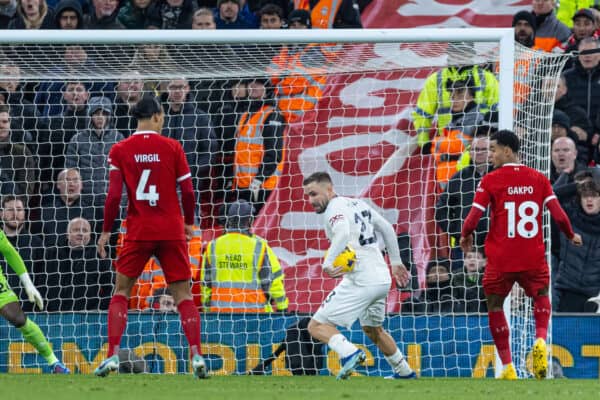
[0,231,69,373]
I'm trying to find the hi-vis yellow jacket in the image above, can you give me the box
[201,232,288,313]
[412,66,499,147]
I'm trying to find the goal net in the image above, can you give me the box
[0,30,567,377]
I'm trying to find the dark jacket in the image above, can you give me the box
[451,271,486,313]
[555,201,600,298]
[0,142,37,196]
[53,0,84,28]
[555,94,593,137]
[117,0,151,29]
[162,101,216,194]
[8,8,55,29]
[40,192,96,246]
[83,8,124,29]
[145,0,195,29]
[562,60,600,124]
[113,96,137,138]
[43,238,114,311]
[435,164,490,248]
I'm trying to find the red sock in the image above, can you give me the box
[488,310,512,365]
[177,299,202,357]
[533,296,551,340]
[107,294,129,357]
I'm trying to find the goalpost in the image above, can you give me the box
[0,29,567,378]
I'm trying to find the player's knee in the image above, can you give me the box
[10,313,27,328]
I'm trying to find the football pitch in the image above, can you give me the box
[0,375,598,400]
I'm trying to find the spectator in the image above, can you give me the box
[113,72,143,138]
[162,78,216,199]
[412,42,499,150]
[118,0,152,29]
[201,200,288,312]
[424,258,460,314]
[148,287,177,312]
[40,81,90,185]
[214,0,254,29]
[268,12,335,123]
[84,0,125,28]
[118,219,203,310]
[292,0,362,28]
[8,0,55,29]
[0,0,17,28]
[452,249,487,313]
[513,10,539,48]
[0,64,40,144]
[563,37,600,126]
[556,0,597,27]
[191,6,215,29]
[552,109,589,163]
[259,3,283,29]
[129,44,174,94]
[0,195,44,312]
[145,0,196,29]
[551,136,585,182]
[435,131,491,266]
[231,78,285,213]
[562,8,597,70]
[53,0,83,29]
[43,217,114,311]
[40,168,95,247]
[431,78,492,191]
[0,105,37,197]
[532,0,571,52]
[554,75,593,146]
[555,180,600,312]
[65,96,124,205]
[35,45,113,118]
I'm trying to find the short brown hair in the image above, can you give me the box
[1,195,25,208]
[0,104,9,114]
[577,179,600,197]
[302,171,332,186]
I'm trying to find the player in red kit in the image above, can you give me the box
[460,130,582,380]
[94,96,207,379]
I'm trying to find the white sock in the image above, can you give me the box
[328,334,358,359]
[385,349,413,375]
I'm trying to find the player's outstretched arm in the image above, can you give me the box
[323,213,351,278]
[0,233,43,310]
[98,169,124,259]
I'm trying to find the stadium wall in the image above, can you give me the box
[0,314,598,378]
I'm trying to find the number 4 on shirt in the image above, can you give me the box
[136,169,159,206]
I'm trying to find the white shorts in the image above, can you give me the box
[313,280,390,330]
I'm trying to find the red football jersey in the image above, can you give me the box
[108,131,191,241]
[472,163,555,272]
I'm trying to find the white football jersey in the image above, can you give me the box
[323,196,392,286]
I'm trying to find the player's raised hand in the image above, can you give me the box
[459,234,473,253]
[570,233,583,247]
[97,232,111,259]
[391,263,410,287]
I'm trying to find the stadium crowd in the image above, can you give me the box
[0,0,598,316]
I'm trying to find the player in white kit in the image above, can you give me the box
[302,172,417,380]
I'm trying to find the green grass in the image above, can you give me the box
[0,375,598,400]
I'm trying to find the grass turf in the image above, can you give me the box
[0,375,598,400]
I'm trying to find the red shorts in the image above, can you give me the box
[116,240,191,283]
[483,267,549,298]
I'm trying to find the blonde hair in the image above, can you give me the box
[17,0,48,29]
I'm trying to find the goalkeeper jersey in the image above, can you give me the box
[0,231,27,276]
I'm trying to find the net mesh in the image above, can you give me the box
[0,38,568,377]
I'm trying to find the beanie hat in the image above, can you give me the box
[552,109,571,130]
[217,0,241,7]
[512,10,537,31]
[288,9,311,28]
